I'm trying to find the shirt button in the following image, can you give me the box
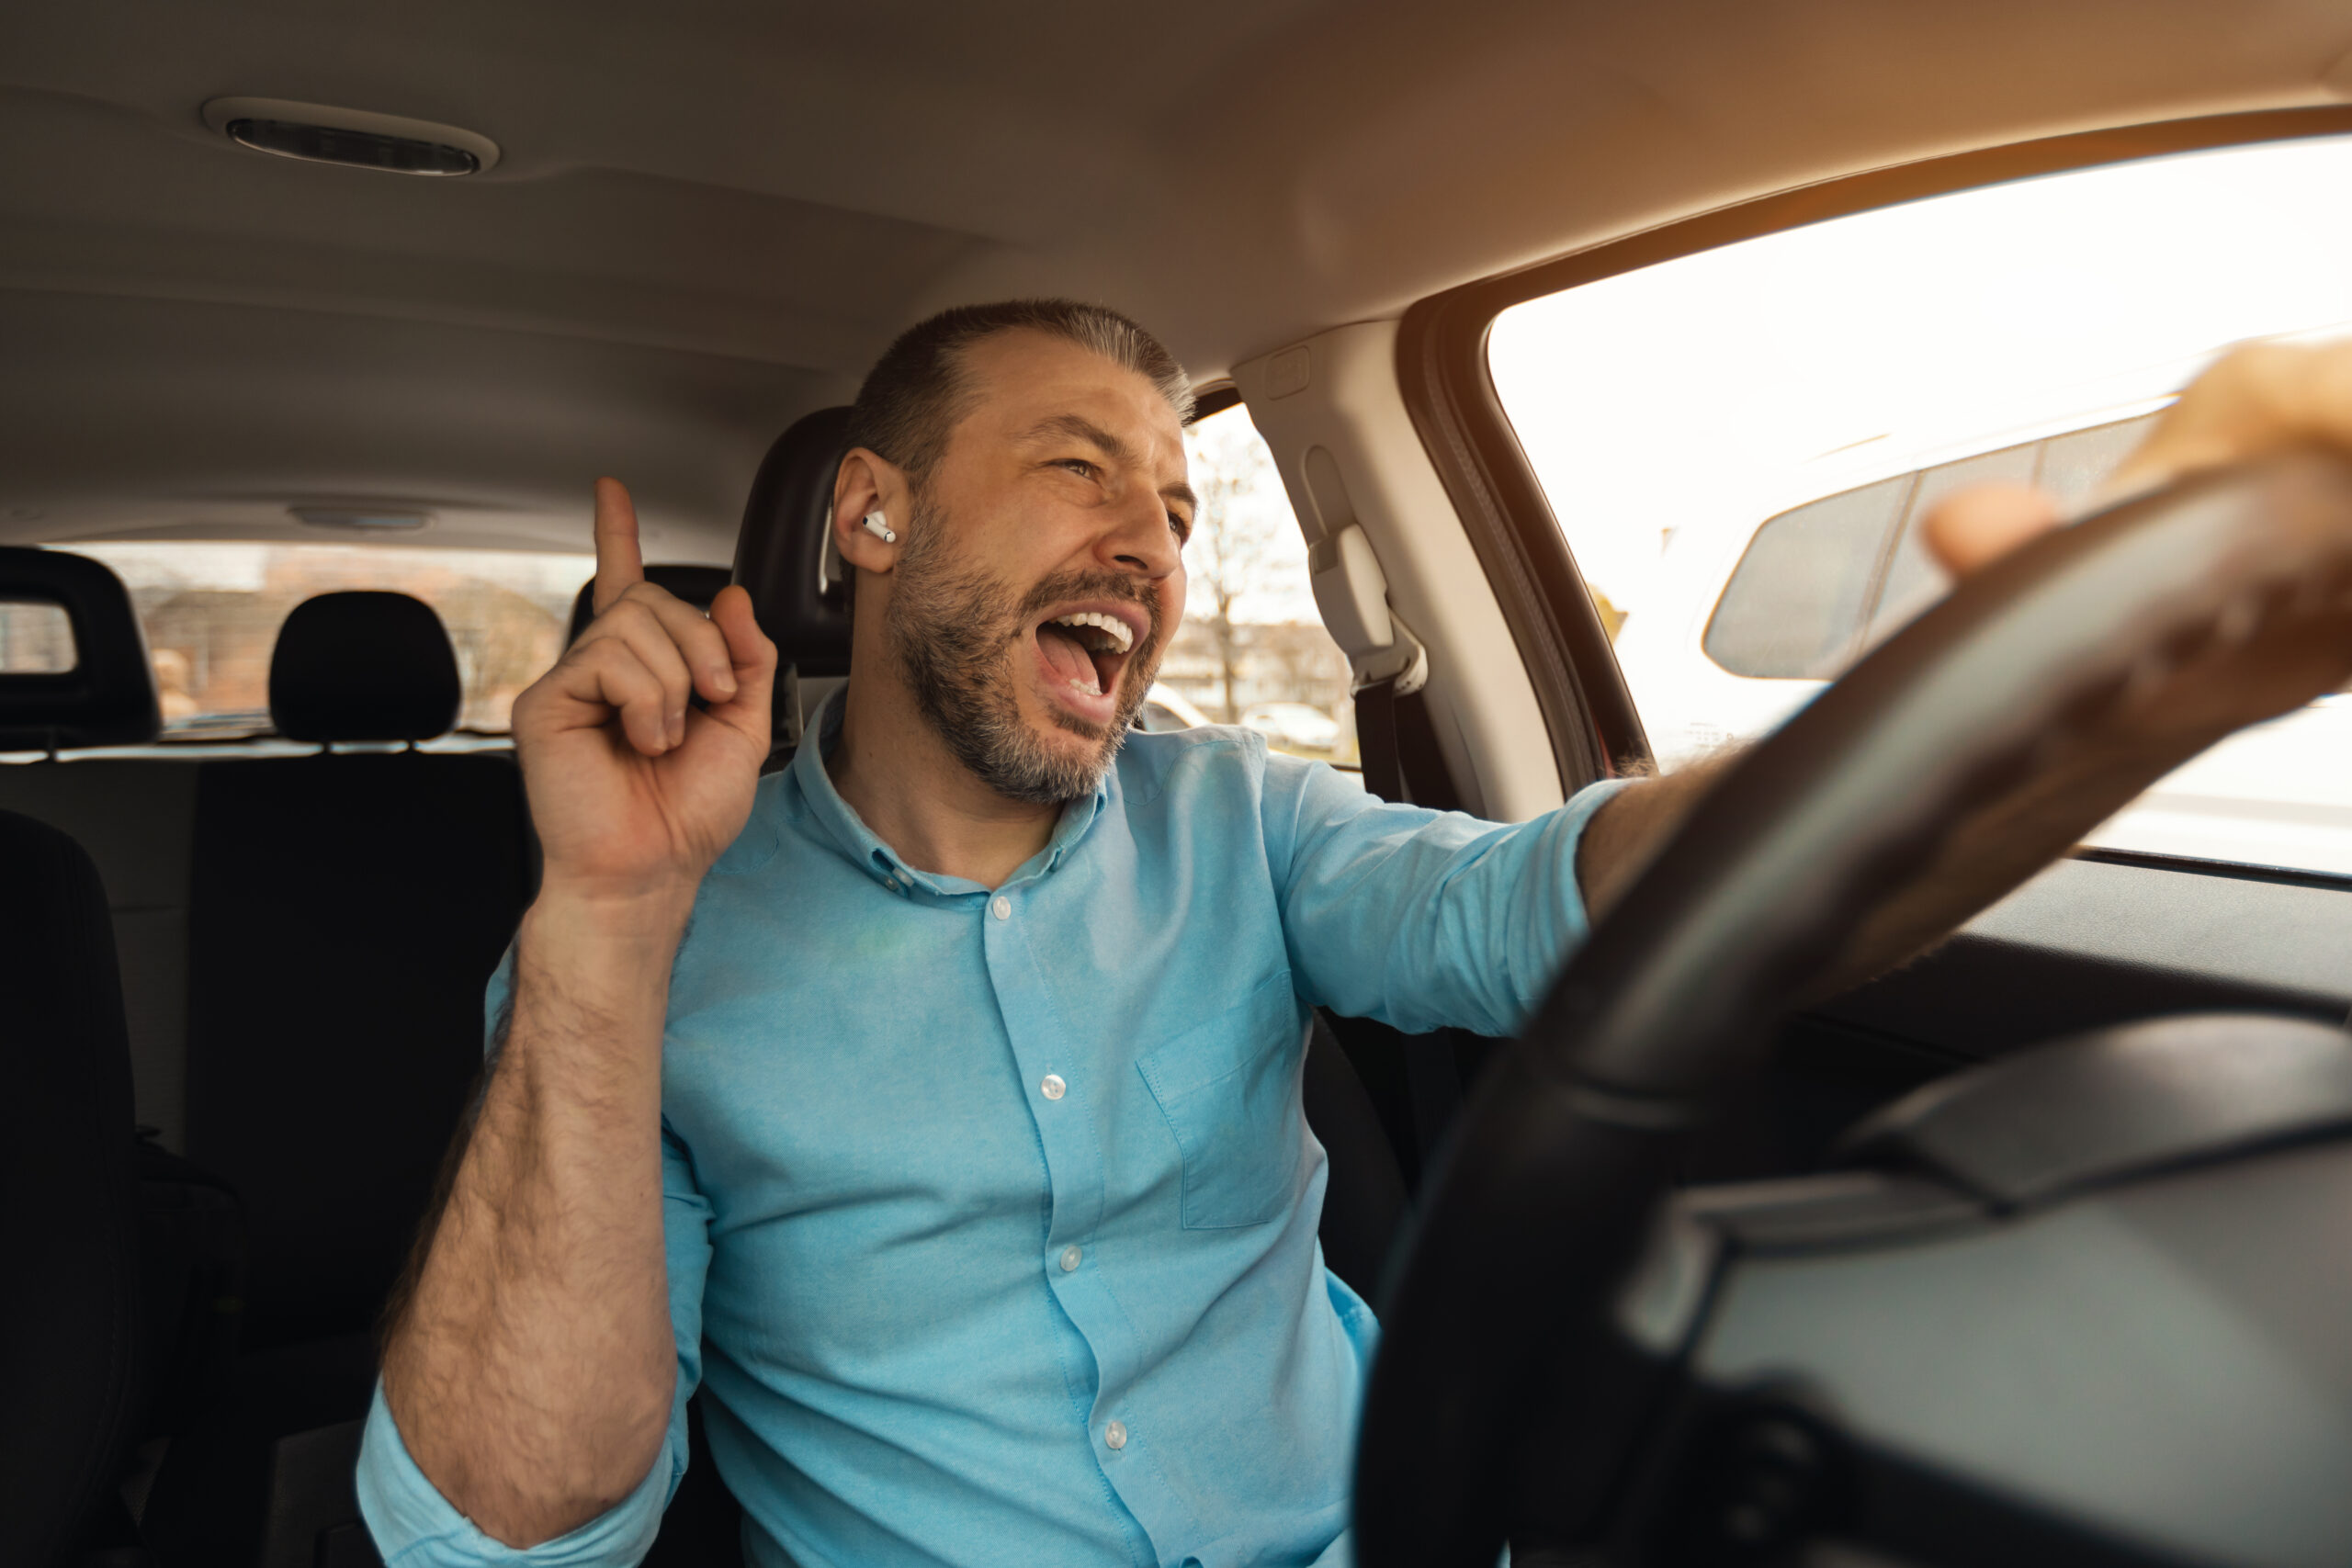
[1040,1074,1066,1100]
[1059,1246,1082,1272]
[1103,1419,1128,1451]
[990,896,1012,920]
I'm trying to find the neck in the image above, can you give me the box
[826,670,1064,889]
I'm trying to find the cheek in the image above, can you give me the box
[1160,570,1187,633]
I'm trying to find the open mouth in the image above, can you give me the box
[1032,605,1143,723]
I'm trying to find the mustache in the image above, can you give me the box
[1013,570,1163,653]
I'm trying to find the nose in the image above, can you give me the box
[1095,484,1182,581]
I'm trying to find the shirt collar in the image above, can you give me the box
[786,684,1112,898]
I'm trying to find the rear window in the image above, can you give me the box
[0,600,75,672]
[54,542,593,738]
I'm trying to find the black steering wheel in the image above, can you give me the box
[1353,452,2352,1566]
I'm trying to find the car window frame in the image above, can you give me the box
[1396,104,2352,791]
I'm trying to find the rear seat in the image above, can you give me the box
[2,578,532,1567]
[144,592,532,1567]
[182,590,531,1350]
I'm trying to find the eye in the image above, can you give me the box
[1169,511,1193,543]
[1053,457,1099,479]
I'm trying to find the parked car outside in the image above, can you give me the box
[1136,683,1214,733]
[1241,700,1342,754]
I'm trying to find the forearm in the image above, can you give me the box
[1572,735,2197,1003]
[1573,754,1734,924]
[379,890,691,1547]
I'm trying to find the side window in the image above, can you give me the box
[1160,402,1356,766]
[1487,130,2352,875]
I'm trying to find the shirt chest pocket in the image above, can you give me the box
[1136,969,1308,1230]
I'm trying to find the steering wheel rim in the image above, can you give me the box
[1351,452,2352,1567]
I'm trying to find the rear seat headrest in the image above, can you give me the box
[270,592,460,743]
[733,405,854,682]
[0,547,161,750]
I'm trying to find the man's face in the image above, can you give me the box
[881,331,1193,805]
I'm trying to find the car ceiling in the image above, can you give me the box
[5,0,2350,562]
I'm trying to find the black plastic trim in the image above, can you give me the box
[2070,843,2352,895]
[1396,105,2352,792]
[1188,381,1243,423]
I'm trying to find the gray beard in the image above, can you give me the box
[881,491,1162,807]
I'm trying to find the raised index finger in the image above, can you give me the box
[592,476,646,615]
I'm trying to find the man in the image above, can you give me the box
[360,300,2352,1567]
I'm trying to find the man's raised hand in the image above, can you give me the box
[510,477,777,906]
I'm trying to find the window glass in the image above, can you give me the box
[0,600,75,672]
[1489,132,2352,874]
[51,542,594,737]
[2035,414,2164,513]
[1158,404,1356,765]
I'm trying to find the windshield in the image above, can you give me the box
[1488,131,2352,877]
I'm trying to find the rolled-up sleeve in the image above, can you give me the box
[1266,753,1633,1038]
[356,952,718,1567]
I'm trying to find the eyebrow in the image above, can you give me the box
[1023,412,1198,515]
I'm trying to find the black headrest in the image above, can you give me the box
[733,406,854,681]
[269,592,460,742]
[565,564,735,647]
[0,547,160,750]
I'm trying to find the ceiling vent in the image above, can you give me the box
[202,97,500,177]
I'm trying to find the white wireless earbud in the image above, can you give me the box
[861,510,898,545]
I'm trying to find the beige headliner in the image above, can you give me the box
[4,0,2348,559]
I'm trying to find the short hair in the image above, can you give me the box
[845,299,1194,484]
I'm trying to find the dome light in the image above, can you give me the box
[201,97,500,177]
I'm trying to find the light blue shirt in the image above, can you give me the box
[357,696,1622,1568]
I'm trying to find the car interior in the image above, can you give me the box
[9,5,2352,1566]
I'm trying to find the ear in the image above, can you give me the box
[832,448,904,574]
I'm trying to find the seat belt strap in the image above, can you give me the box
[1356,674,1407,804]
[1354,676,1463,813]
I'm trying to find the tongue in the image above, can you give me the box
[1036,625,1101,693]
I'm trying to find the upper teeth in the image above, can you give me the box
[1049,611,1134,653]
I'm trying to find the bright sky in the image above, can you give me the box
[1489,132,2352,625]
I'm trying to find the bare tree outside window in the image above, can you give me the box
[1185,412,1277,723]
[1169,407,1356,763]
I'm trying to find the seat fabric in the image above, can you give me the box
[139,1334,378,1568]
[0,808,147,1568]
[184,750,527,1348]
[1303,1013,1411,1301]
